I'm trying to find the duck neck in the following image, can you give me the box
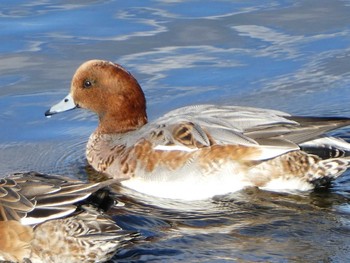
[97,110,148,134]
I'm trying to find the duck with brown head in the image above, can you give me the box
[46,60,148,133]
[46,59,350,200]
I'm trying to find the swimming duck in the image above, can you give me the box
[46,59,350,200]
[0,171,134,262]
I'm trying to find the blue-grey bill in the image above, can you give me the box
[45,93,77,117]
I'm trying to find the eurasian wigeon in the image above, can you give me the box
[46,59,350,200]
[0,171,135,263]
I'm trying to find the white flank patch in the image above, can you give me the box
[121,163,251,201]
[261,177,313,192]
[121,179,248,201]
[154,144,198,152]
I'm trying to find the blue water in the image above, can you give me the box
[1,0,350,262]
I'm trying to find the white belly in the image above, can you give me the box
[121,164,252,200]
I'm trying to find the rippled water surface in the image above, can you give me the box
[1,0,350,262]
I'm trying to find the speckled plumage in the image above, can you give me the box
[0,172,135,263]
[46,59,350,200]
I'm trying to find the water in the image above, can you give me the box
[1,0,350,262]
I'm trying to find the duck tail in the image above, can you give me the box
[300,137,350,159]
[309,156,350,188]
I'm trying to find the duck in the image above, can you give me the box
[45,59,350,201]
[0,171,135,263]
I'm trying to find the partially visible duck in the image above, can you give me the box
[0,171,135,263]
[46,59,350,200]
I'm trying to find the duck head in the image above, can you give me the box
[45,60,148,133]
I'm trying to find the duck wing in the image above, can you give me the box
[0,172,116,225]
[135,105,350,160]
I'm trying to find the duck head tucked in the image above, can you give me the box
[46,59,148,133]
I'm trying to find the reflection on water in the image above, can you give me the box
[111,187,350,262]
[1,0,350,262]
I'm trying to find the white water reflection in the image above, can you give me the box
[255,48,350,94]
[119,46,241,80]
[232,25,350,59]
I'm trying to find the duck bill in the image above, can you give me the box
[45,93,77,116]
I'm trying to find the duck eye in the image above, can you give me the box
[83,80,92,88]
